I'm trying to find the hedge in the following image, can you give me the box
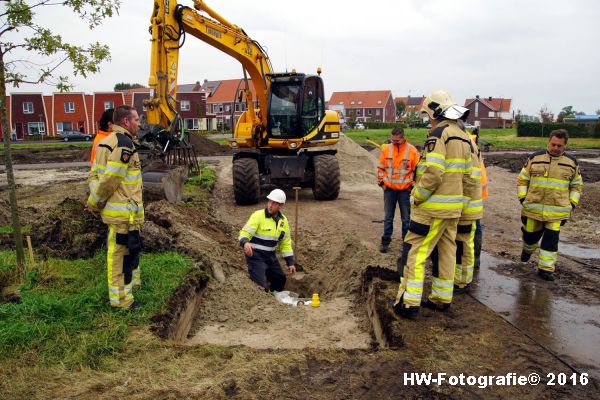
[363,121,407,130]
[517,122,600,138]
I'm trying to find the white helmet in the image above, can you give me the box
[421,90,469,121]
[267,188,286,204]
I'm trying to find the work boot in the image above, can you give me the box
[520,250,532,262]
[393,302,419,319]
[379,239,390,253]
[453,283,471,294]
[422,299,451,313]
[537,269,555,281]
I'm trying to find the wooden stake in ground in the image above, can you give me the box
[293,187,301,265]
[26,235,34,265]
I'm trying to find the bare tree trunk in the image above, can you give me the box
[0,49,26,276]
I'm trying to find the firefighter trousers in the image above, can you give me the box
[395,214,459,308]
[454,221,477,288]
[107,224,141,308]
[521,217,562,272]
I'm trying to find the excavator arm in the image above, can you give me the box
[145,0,272,143]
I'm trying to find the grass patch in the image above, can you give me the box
[183,163,216,209]
[0,250,195,368]
[0,142,92,151]
[343,128,600,150]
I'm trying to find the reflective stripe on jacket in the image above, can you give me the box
[517,150,583,221]
[239,209,294,265]
[377,142,420,190]
[411,120,476,219]
[461,135,484,221]
[87,125,144,226]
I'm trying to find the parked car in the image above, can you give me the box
[59,130,93,142]
[355,122,365,130]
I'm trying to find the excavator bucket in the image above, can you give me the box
[142,166,188,204]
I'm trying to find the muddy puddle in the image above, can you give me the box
[559,242,600,259]
[472,252,600,379]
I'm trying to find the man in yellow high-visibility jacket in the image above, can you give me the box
[239,189,296,291]
[517,129,583,281]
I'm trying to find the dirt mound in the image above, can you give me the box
[0,146,90,165]
[188,134,234,156]
[335,134,378,185]
[30,198,106,259]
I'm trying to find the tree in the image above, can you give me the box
[539,105,554,124]
[114,82,145,91]
[1,0,120,275]
[395,100,406,120]
[557,105,576,122]
[596,109,600,115]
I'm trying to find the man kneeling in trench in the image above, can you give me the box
[238,189,296,291]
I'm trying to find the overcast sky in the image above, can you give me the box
[6,0,600,116]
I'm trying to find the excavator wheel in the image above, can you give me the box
[312,154,340,200]
[233,158,260,205]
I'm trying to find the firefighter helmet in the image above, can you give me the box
[421,90,469,121]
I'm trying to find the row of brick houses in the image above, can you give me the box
[2,83,514,139]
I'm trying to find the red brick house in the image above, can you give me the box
[463,96,513,128]
[394,95,425,120]
[92,92,125,133]
[51,92,90,135]
[10,93,47,139]
[203,79,256,130]
[328,90,396,123]
[176,83,209,131]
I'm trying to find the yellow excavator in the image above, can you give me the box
[143,0,341,205]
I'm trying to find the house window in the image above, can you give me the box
[23,102,34,114]
[376,109,381,116]
[339,101,344,105]
[368,110,372,116]
[377,100,382,104]
[235,103,240,112]
[64,102,75,113]
[351,101,355,105]
[184,118,199,130]
[475,102,479,118]
[225,104,231,112]
[56,121,73,132]
[356,109,361,115]
[104,101,114,110]
[28,122,45,135]
[181,100,190,111]
[358,101,363,105]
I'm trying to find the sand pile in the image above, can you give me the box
[335,134,378,186]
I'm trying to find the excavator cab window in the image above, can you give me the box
[267,76,325,138]
[268,83,300,137]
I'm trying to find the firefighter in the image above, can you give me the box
[393,90,476,319]
[454,131,484,292]
[239,189,296,292]
[470,128,488,269]
[86,105,144,310]
[377,127,420,253]
[90,108,114,165]
[517,129,583,281]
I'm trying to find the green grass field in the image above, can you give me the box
[343,128,600,149]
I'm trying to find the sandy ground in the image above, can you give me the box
[1,137,599,398]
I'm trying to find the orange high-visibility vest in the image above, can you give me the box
[377,141,420,191]
[90,130,112,165]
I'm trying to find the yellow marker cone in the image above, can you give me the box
[311,293,320,308]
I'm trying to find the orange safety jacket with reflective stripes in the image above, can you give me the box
[377,141,420,191]
[90,130,112,165]
[470,133,488,200]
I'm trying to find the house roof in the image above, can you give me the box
[206,79,257,103]
[464,97,512,112]
[329,90,392,109]
[395,96,425,107]
[200,80,221,96]
[178,83,203,92]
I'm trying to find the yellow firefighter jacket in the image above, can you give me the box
[87,125,144,226]
[239,209,295,266]
[411,120,476,219]
[517,150,583,222]
[460,136,484,222]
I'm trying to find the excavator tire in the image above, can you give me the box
[233,158,260,205]
[312,154,340,200]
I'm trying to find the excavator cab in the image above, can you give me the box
[267,73,325,138]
